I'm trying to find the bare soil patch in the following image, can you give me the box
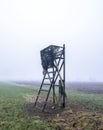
[25,83,103,129]
[26,103,103,130]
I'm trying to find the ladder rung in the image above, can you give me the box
[43,84,60,87]
[43,83,51,86]
[41,89,49,92]
[54,84,60,87]
[47,71,53,73]
[45,77,53,79]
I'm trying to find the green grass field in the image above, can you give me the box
[67,89,103,113]
[0,83,53,130]
[0,83,103,130]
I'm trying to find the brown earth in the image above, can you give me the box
[26,102,103,130]
[25,83,103,130]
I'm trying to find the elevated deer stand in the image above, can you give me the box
[34,44,66,112]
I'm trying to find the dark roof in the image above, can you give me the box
[40,45,63,53]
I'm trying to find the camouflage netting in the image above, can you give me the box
[40,45,63,71]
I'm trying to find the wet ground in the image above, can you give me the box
[26,103,103,130]
[25,83,103,130]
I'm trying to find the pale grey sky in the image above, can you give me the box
[0,0,103,82]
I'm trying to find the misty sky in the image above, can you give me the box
[0,0,103,82]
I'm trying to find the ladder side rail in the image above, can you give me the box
[42,82,53,112]
[34,73,46,107]
[52,66,56,104]
[63,44,65,107]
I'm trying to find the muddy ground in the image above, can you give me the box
[26,103,103,130]
[26,83,103,130]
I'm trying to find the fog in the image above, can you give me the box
[0,0,103,82]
